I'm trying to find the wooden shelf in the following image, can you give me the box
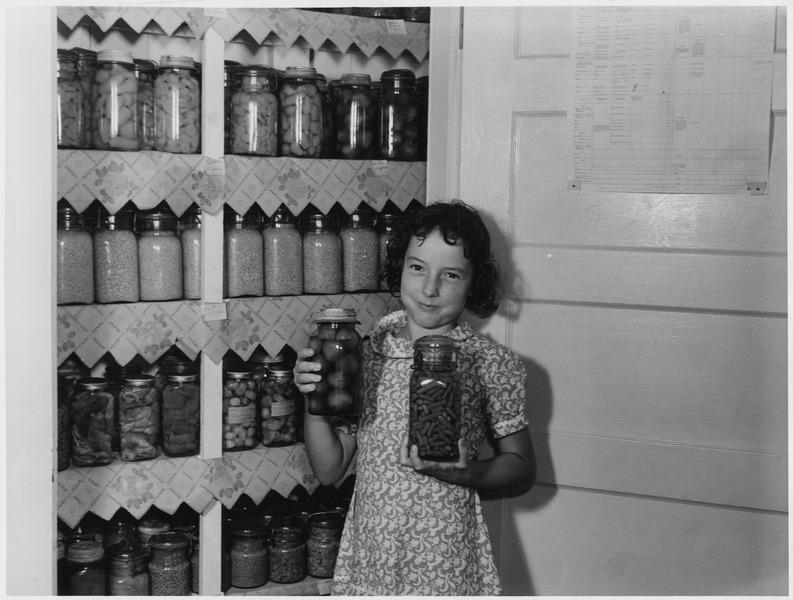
[226,576,333,596]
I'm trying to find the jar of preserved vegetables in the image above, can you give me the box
[268,515,308,584]
[279,66,323,157]
[334,73,376,159]
[57,374,71,471]
[93,49,139,151]
[154,55,200,154]
[102,515,139,549]
[409,335,462,461]
[415,75,429,161]
[72,47,97,149]
[306,308,362,416]
[230,64,279,156]
[67,540,106,595]
[223,369,259,451]
[57,541,69,594]
[138,519,171,550]
[302,212,342,294]
[180,204,202,300]
[376,212,402,290]
[307,511,344,579]
[225,206,264,297]
[148,532,192,596]
[105,361,144,451]
[93,204,140,303]
[162,373,201,457]
[70,378,114,467]
[224,60,239,154]
[263,204,303,296]
[261,366,300,447]
[118,374,160,461]
[340,208,379,292]
[230,519,269,589]
[379,69,419,160]
[58,49,84,149]
[57,202,94,305]
[133,58,157,150]
[106,541,150,596]
[136,206,183,301]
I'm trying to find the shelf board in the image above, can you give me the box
[226,576,333,596]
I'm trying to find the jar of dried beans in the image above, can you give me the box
[225,206,264,298]
[268,515,307,584]
[263,204,302,296]
[307,511,343,578]
[136,206,183,301]
[57,202,94,305]
[340,208,378,292]
[148,532,192,595]
[93,204,139,304]
[301,212,342,294]
[230,519,269,589]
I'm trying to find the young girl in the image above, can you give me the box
[294,200,536,595]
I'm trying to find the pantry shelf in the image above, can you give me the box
[226,576,333,596]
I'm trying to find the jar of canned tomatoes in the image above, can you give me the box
[379,69,419,160]
[223,369,259,451]
[279,66,323,157]
[92,49,138,151]
[154,55,200,154]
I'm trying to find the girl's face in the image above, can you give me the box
[400,229,474,339]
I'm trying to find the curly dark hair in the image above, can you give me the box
[379,200,502,318]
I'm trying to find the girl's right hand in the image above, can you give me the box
[293,347,323,394]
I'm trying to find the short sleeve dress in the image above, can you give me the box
[330,310,528,596]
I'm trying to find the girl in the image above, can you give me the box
[294,200,536,595]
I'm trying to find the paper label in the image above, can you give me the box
[271,399,296,417]
[317,579,334,595]
[371,160,390,176]
[202,302,228,322]
[203,8,227,18]
[386,19,407,35]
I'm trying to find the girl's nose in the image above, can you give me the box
[422,276,439,297]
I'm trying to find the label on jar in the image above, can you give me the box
[271,399,296,417]
[227,404,256,425]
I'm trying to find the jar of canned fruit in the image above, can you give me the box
[92,49,139,151]
[230,64,279,156]
[307,308,363,416]
[154,55,201,154]
[133,58,157,150]
[279,66,323,157]
[222,369,259,451]
[119,374,161,461]
[70,378,114,467]
[261,366,301,447]
[379,69,419,160]
[334,73,377,159]
[57,49,84,149]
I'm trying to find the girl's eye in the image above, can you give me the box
[408,263,424,272]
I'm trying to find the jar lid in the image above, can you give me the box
[138,519,171,535]
[308,511,344,529]
[104,365,142,381]
[314,307,359,323]
[76,377,110,391]
[230,518,269,538]
[236,64,275,77]
[122,374,155,385]
[57,541,66,560]
[166,373,198,383]
[159,54,196,69]
[283,65,319,80]
[340,73,371,85]
[71,47,97,61]
[265,367,293,378]
[271,514,307,535]
[381,68,416,83]
[414,335,460,351]
[133,58,158,73]
[97,49,134,65]
[148,531,190,551]
[67,540,104,562]
[136,207,178,232]
[225,370,253,378]
[348,209,376,229]
[249,347,285,365]
[57,49,79,63]
[107,540,147,561]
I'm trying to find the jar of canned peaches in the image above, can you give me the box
[222,369,259,451]
[92,49,139,151]
[154,55,201,154]
[57,49,84,149]
[279,66,323,158]
[230,65,279,156]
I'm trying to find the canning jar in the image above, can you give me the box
[379,69,419,160]
[148,532,192,596]
[102,515,139,549]
[66,540,106,595]
[57,374,72,471]
[247,349,286,390]
[162,373,201,457]
[137,207,183,301]
[138,519,171,550]
[59,355,92,404]
[409,335,462,461]
[334,73,376,159]
[261,366,300,447]
[224,60,240,154]
[93,204,140,303]
[57,49,84,149]
[92,49,139,151]
[263,204,303,296]
[106,541,150,596]
[279,66,323,157]
[376,212,402,290]
[57,202,94,305]
[70,378,114,467]
[57,541,69,594]
[416,75,429,160]
[133,58,157,150]
[72,47,97,148]
[230,519,270,589]
[404,7,431,22]
[154,55,201,154]
[230,64,279,156]
[268,515,308,584]
[119,374,161,461]
[315,75,334,157]
[225,206,264,298]
[105,362,144,451]
[340,208,379,292]
[181,204,202,300]
[306,308,363,416]
[307,511,344,579]
[302,212,342,294]
[223,369,259,451]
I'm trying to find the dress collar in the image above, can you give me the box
[369,310,473,359]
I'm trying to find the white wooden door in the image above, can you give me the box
[458,6,787,595]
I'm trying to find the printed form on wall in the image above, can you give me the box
[567,6,776,194]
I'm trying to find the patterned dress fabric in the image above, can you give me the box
[331,310,528,595]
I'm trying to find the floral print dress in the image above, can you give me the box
[331,310,528,596]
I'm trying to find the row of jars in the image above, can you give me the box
[306,7,430,21]
[58,48,428,161]
[57,200,405,305]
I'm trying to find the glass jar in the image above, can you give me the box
[379,69,419,160]
[93,49,139,151]
[230,519,270,589]
[224,60,240,154]
[162,373,201,457]
[57,49,84,149]
[57,541,69,595]
[279,66,323,157]
[148,532,192,596]
[302,212,342,294]
[93,204,140,303]
[247,349,286,390]
[57,202,94,305]
[268,515,308,584]
[376,212,402,290]
[138,519,171,550]
[261,366,300,447]
[316,75,334,157]
[223,369,259,451]
[137,207,183,301]
[404,7,431,22]
[334,73,376,159]
[106,541,150,596]
[105,362,144,451]
[58,355,92,403]
[181,204,202,300]
[70,378,114,467]
[119,374,161,461]
[409,335,462,461]
[230,64,279,156]
[190,531,200,593]
[57,374,71,471]
[133,58,158,151]
[307,511,344,579]
[154,55,201,154]
[340,208,379,292]
[72,47,97,149]
[416,75,429,161]
[66,540,106,595]
[263,204,303,296]
[225,206,264,298]
[306,308,363,416]
[102,516,139,549]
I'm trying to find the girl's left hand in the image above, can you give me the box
[399,434,469,473]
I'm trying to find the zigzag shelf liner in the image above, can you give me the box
[58,293,403,369]
[58,150,426,217]
[57,7,429,62]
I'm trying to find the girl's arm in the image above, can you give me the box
[294,347,358,486]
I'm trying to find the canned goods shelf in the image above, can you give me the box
[226,575,334,596]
